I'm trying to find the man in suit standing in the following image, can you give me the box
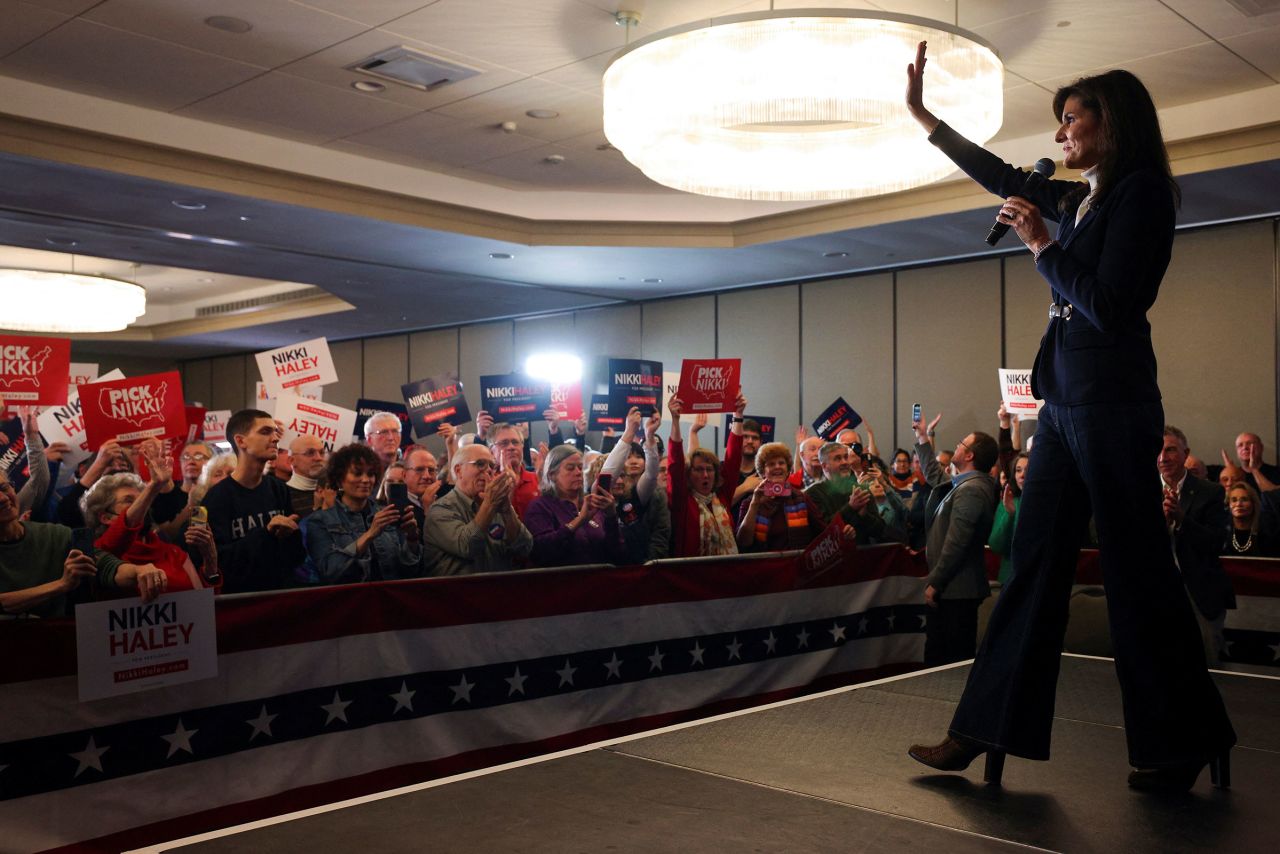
[1161,426,1235,665]
[914,413,1000,667]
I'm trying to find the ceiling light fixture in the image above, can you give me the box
[0,269,145,332]
[352,80,386,92]
[172,200,207,210]
[489,252,513,259]
[603,10,1002,200]
[204,16,253,34]
[525,109,559,119]
[524,353,582,384]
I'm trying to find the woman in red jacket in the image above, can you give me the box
[667,391,746,558]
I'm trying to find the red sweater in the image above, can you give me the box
[95,514,209,592]
[667,430,743,558]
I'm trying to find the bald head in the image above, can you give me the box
[288,434,326,479]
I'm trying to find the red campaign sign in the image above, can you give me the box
[0,335,71,406]
[549,380,583,421]
[797,519,853,586]
[676,358,741,413]
[82,370,187,448]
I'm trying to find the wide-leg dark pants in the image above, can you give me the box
[949,401,1235,767]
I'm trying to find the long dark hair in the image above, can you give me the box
[1052,70,1179,212]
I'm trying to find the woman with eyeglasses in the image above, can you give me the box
[523,444,625,567]
[303,443,422,585]
[667,391,747,558]
[150,441,215,541]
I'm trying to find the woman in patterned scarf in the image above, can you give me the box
[735,442,826,552]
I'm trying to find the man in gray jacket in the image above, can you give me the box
[914,413,1000,666]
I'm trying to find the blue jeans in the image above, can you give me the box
[949,401,1235,766]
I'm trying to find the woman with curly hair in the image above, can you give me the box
[735,441,825,552]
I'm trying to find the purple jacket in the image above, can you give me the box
[522,495,626,567]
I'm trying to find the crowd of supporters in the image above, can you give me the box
[3,394,1279,649]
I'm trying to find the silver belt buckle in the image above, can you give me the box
[1048,302,1073,320]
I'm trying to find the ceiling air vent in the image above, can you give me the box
[196,287,325,318]
[348,46,481,92]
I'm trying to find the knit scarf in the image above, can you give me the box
[693,490,737,556]
[755,496,811,548]
[888,471,921,493]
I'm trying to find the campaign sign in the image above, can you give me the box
[0,334,71,405]
[402,374,472,436]
[588,394,625,432]
[276,396,357,454]
[725,414,776,442]
[479,373,552,422]
[676,358,741,413]
[68,362,98,398]
[255,380,323,405]
[0,417,27,490]
[548,380,583,422]
[607,358,663,417]
[812,397,862,441]
[37,369,125,468]
[75,588,217,702]
[999,368,1044,420]
[203,409,231,442]
[797,519,852,586]
[83,370,186,447]
[353,399,413,446]
[254,337,338,399]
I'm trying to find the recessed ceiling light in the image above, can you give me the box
[526,109,559,119]
[823,251,849,258]
[643,277,662,283]
[162,286,173,292]
[543,154,566,165]
[400,315,409,321]
[1056,20,1071,27]
[238,215,253,222]
[45,237,78,247]
[489,252,513,260]
[172,200,207,211]
[204,15,253,34]
[352,80,385,93]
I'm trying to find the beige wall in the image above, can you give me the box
[177,218,1279,458]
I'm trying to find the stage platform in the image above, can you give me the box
[150,654,1278,853]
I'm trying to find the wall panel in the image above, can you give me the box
[573,305,642,393]
[801,274,895,452]
[325,339,364,410]
[361,335,409,403]
[209,355,248,412]
[895,259,1002,450]
[1152,220,1276,457]
[642,295,717,446]
[181,359,213,409]
[408,328,459,384]
[717,285,800,454]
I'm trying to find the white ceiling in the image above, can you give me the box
[0,0,1278,355]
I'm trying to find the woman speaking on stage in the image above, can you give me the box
[903,42,1235,792]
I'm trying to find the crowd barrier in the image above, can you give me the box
[2,547,1276,853]
[0,545,930,853]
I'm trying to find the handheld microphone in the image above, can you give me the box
[985,158,1056,246]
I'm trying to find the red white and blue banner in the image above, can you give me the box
[0,547,928,853]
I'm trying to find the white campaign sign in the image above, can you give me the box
[254,337,338,399]
[203,409,232,442]
[75,588,217,702]
[37,368,124,469]
[275,394,357,454]
[67,362,98,398]
[999,368,1044,420]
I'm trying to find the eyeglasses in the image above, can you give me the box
[464,459,497,472]
[492,438,522,448]
[368,428,400,438]
[294,448,324,458]
[180,453,211,462]
[408,465,438,475]
[956,439,973,454]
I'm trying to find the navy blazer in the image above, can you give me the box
[930,123,1176,406]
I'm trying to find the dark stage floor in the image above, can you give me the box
[161,655,1279,853]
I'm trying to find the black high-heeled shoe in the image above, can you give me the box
[908,736,1007,785]
[1127,749,1231,792]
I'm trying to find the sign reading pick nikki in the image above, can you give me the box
[607,358,663,417]
[402,373,472,436]
[82,370,187,447]
[998,368,1044,420]
[480,373,552,421]
[0,334,72,406]
[75,588,217,702]
[812,397,861,440]
[37,369,125,468]
[676,358,741,413]
[254,337,338,399]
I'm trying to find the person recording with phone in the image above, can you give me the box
[803,442,886,545]
[523,444,625,567]
[302,443,422,585]
[903,42,1234,792]
[735,442,826,552]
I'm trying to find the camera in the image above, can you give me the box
[850,442,864,457]
[762,481,792,497]
[597,472,613,492]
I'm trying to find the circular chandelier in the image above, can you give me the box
[603,9,1003,201]
[0,269,146,332]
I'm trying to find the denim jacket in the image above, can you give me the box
[302,499,422,585]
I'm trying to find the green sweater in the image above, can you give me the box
[0,522,123,618]
[987,496,1019,585]
[804,477,886,544]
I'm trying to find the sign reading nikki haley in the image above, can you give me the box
[0,334,72,406]
[254,337,338,399]
[607,358,663,417]
[479,373,552,421]
[402,373,472,436]
[82,370,187,447]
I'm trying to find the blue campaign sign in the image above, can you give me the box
[812,397,862,440]
[401,374,472,437]
[607,358,662,417]
[353,399,413,447]
[479,373,552,422]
